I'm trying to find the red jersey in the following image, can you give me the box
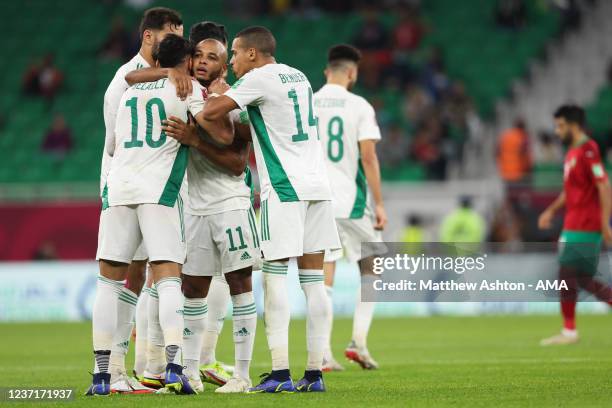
[563,138,608,231]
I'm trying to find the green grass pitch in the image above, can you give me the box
[2,315,612,407]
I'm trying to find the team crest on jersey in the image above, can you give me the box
[592,163,604,178]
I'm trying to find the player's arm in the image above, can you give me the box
[234,122,252,142]
[124,67,192,99]
[538,192,565,230]
[202,95,239,121]
[102,75,125,158]
[596,179,612,244]
[204,73,263,124]
[162,115,249,176]
[192,110,234,146]
[359,139,387,230]
[585,144,611,243]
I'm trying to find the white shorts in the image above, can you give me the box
[96,209,149,262]
[97,203,186,264]
[324,212,384,263]
[259,189,341,261]
[182,208,260,276]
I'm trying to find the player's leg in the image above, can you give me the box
[295,251,329,391]
[180,213,217,392]
[541,266,579,345]
[338,215,383,369]
[139,202,195,394]
[200,275,231,379]
[109,258,146,383]
[214,208,259,393]
[216,267,256,393]
[542,232,603,346]
[249,194,302,393]
[574,235,612,303]
[88,206,139,396]
[345,255,379,369]
[142,282,166,389]
[293,200,341,392]
[181,274,211,393]
[134,266,152,379]
[323,250,345,372]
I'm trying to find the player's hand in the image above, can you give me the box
[538,209,554,230]
[168,68,192,100]
[208,77,230,95]
[374,204,388,231]
[602,223,612,246]
[162,116,199,147]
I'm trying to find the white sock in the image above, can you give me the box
[232,292,257,381]
[145,285,165,375]
[353,275,376,349]
[323,285,334,361]
[134,288,149,376]
[110,286,138,377]
[92,275,123,373]
[183,297,207,378]
[262,261,290,371]
[156,277,184,366]
[200,275,229,365]
[299,268,328,371]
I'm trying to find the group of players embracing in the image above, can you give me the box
[88,5,388,396]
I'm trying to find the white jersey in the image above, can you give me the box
[101,53,149,194]
[105,78,204,208]
[224,63,331,202]
[188,108,253,215]
[314,84,381,219]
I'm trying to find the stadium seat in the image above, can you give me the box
[0,0,560,184]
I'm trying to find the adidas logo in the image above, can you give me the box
[117,340,129,350]
[183,328,193,336]
[240,252,251,260]
[176,309,184,315]
[234,327,249,337]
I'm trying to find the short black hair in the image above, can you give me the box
[554,104,586,128]
[328,44,362,64]
[190,21,228,46]
[139,7,182,39]
[153,34,192,68]
[235,26,276,56]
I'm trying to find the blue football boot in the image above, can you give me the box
[85,372,111,396]
[295,371,326,392]
[163,363,198,395]
[247,372,296,393]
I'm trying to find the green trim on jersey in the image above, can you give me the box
[244,166,255,206]
[101,183,109,210]
[349,159,367,219]
[158,144,188,207]
[247,106,299,202]
[177,194,185,243]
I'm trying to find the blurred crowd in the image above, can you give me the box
[350,6,478,181]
